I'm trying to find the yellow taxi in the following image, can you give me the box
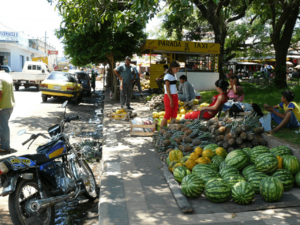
[40,71,83,103]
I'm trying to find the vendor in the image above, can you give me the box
[228,75,244,102]
[160,61,180,128]
[155,65,169,91]
[178,75,196,102]
[185,80,229,120]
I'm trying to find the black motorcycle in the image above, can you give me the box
[0,101,98,225]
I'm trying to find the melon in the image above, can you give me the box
[250,146,270,163]
[192,164,214,174]
[207,163,219,172]
[212,155,225,167]
[174,166,191,183]
[166,156,171,166]
[248,172,269,193]
[203,144,219,153]
[180,156,190,164]
[205,178,231,203]
[282,155,300,175]
[231,181,255,205]
[169,149,183,162]
[270,146,292,157]
[168,161,178,172]
[219,161,227,171]
[243,147,252,156]
[222,174,246,188]
[255,153,278,174]
[202,149,214,159]
[196,170,221,184]
[215,147,227,158]
[219,166,240,178]
[181,174,205,197]
[242,165,258,180]
[295,171,300,188]
[272,169,294,191]
[225,149,249,170]
[260,177,284,202]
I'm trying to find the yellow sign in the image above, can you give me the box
[32,57,49,65]
[10,159,31,164]
[141,39,220,54]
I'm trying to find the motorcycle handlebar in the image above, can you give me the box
[22,135,35,146]
[65,116,79,122]
[22,133,50,146]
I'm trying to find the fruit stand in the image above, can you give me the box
[153,116,300,211]
[140,39,220,91]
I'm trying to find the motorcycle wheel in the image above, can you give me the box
[74,160,98,200]
[8,178,55,225]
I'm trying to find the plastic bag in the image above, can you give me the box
[142,117,154,132]
[259,113,272,132]
[132,117,144,132]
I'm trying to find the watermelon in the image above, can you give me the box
[203,144,219,154]
[260,177,284,202]
[272,169,294,191]
[174,166,191,183]
[204,178,231,203]
[250,146,270,163]
[270,146,292,157]
[181,174,205,197]
[255,153,278,174]
[207,163,219,172]
[243,147,252,156]
[282,155,300,175]
[295,171,300,188]
[192,164,214,174]
[180,156,190,164]
[231,181,255,205]
[242,165,258,180]
[166,156,171,166]
[248,172,269,193]
[225,149,249,170]
[196,170,221,183]
[219,166,240,178]
[222,174,246,188]
[212,155,225,167]
[219,161,227,171]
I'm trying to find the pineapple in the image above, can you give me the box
[174,138,181,145]
[223,142,230,149]
[183,145,193,152]
[251,137,259,146]
[178,145,184,151]
[228,147,235,152]
[162,140,171,147]
[163,132,172,139]
[235,126,242,134]
[179,135,187,141]
[181,127,190,132]
[192,139,202,146]
[240,132,248,140]
[236,137,243,145]
[215,135,225,142]
[176,125,185,131]
[247,133,254,141]
[228,138,236,146]
[184,130,193,136]
[217,141,224,147]
[245,142,253,148]
[182,137,192,143]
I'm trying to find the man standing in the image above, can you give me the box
[91,67,97,92]
[155,65,169,91]
[178,75,196,102]
[0,65,15,153]
[114,56,135,110]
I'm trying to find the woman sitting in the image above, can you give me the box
[185,80,229,120]
[228,75,244,102]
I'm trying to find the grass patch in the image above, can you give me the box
[199,83,300,145]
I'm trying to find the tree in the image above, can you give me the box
[52,0,147,99]
[252,0,300,88]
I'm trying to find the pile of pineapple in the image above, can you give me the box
[111,108,128,120]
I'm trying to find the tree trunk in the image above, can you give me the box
[106,53,118,100]
[214,29,226,80]
[274,48,288,88]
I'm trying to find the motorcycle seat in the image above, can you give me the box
[20,154,50,165]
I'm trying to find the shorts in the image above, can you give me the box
[164,94,178,119]
[271,109,300,128]
[185,111,214,120]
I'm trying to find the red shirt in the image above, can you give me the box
[208,93,227,116]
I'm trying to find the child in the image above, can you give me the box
[264,90,300,134]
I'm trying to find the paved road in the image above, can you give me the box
[0,83,103,225]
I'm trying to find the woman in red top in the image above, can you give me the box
[185,80,229,120]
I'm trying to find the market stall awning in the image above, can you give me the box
[287,55,300,59]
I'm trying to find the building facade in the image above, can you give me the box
[0,23,57,72]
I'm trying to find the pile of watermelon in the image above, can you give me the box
[166,144,300,205]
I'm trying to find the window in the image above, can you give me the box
[76,72,89,80]
[28,65,32,70]
[185,55,215,72]
[33,65,37,70]
[26,57,29,61]
[37,65,41,70]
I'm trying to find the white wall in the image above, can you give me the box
[10,46,32,72]
[176,72,219,91]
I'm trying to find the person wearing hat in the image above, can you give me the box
[114,56,135,110]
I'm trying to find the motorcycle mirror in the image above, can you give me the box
[61,100,68,108]
[17,129,26,136]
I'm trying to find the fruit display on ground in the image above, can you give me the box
[163,142,300,205]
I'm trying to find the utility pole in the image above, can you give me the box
[44,31,49,54]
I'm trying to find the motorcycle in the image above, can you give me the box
[0,101,98,225]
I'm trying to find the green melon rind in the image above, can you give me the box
[255,153,278,174]
[181,174,205,197]
[282,155,300,175]
[192,164,214,174]
[272,169,294,191]
[295,171,300,188]
[219,166,240,178]
[270,146,292,157]
[174,166,191,183]
[231,181,255,205]
[195,170,221,184]
[248,172,269,194]
[250,146,270,163]
[204,144,220,154]
[222,174,246,188]
[219,161,227,171]
[212,155,225,167]
[204,178,231,203]
[242,165,258,180]
[225,149,249,170]
[259,177,284,202]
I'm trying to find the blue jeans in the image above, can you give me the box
[0,107,13,149]
[271,109,300,128]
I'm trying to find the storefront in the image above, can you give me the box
[140,39,220,91]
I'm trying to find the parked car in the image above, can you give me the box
[73,71,91,95]
[1,65,12,73]
[40,71,83,104]
[10,61,50,91]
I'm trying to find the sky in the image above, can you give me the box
[1,0,160,57]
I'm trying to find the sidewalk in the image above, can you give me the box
[99,93,300,225]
